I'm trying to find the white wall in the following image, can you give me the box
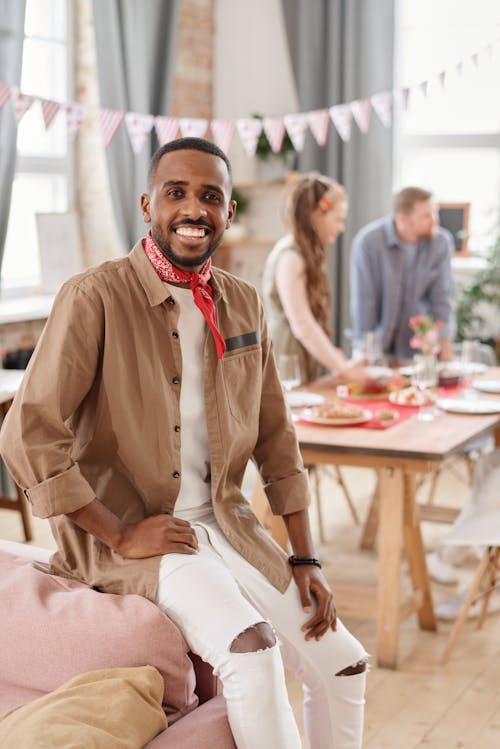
[213,0,298,183]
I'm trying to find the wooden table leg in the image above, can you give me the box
[402,471,437,632]
[376,466,404,669]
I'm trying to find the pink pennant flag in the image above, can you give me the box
[370,91,392,128]
[307,109,330,146]
[125,112,154,154]
[350,99,372,134]
[419,80,429,98]
[179,118,208,138]
[236,118,263,157]
[154,116,179,145]
[283,113,308,152]
[263,117,285,154]
[397,86,411,111]
[99,108,124,148]
[329,104,352,142]
[437,70,446,88]
[0,81,10,110]
[10,86,34,123]
[64,102,86,139]
[40,98,61,129]
[210,118,235,154]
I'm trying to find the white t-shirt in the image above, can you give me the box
[165,283,214,522]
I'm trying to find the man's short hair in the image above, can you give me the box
[393,186,433,215]
[147,137,232,188]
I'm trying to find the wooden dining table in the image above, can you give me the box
[293,368,500,669]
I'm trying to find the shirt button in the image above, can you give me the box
[172,376,180,385]
[172,471,180,479]
[172,331,179,339]
[167,296,175,305]
[174,424,181,432]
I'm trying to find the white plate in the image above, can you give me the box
[399,361,487,377]
[365,366,393,379]
[472,379,500,394]
[286,392,325,409]
[299,408,372,426]
[389,389,435,407]
[436,397,500,415]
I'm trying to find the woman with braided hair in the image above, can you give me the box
[263,172,368,385]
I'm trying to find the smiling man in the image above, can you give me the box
[1,138,367,749]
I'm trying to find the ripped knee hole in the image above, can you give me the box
[229,622,276,653]
[335,657,368,676]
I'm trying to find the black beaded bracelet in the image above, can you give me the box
[288,555,322,569]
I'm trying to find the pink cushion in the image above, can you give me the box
[0,549,198,724]
[145,696,236,749]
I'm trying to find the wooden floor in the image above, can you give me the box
[1,460,499,748]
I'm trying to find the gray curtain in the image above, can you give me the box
[92,0,181,251]
[0,0,26,275]
[281,0,395,347]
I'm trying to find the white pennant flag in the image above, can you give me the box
[64,102,86,139]
[10,86,34,123]
[154,116,179,145]
[263,116,285,154]
[397,86,411,111]
[99,108,124,148]
[283,113,308,152]
[236,118,263,157]
[437,70,446,88]
[210,118,235,154]
[307,109,330,146]
[350,99,372,134]
[329,104,352,142]
[40,98,61,129]
[0,81,10,110]
[179,117,208,138]
[370,92,392,128]
[456,60,464,78]
[419,80,429,98]
[125,112,154,154]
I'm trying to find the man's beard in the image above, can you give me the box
[151,225,224,269]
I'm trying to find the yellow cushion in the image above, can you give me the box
[0,665,167,749]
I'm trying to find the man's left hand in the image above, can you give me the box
[292,565,337,640]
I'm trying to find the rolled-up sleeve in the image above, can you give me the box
[251,297,310,516]
[0,281,102,518]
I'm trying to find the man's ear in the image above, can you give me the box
[226,199,237,229]
[141,193,151,223]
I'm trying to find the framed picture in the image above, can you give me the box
[35,212,83,293]
[438,203,470,256]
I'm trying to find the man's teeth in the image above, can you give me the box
[175,227,206,238]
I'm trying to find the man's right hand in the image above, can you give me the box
[116,515,199,559]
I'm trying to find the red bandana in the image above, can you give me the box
[143,231,226,359]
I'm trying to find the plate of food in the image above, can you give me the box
[472,379,500,395]
[337,371,402,401]
[286,391,325,409]
[436,397,500,415]
[389,386,437,407]
[300,401,372,426]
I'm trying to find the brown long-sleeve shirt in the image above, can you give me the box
[0,242,310,601]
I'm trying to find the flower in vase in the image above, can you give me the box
[408,315,443,356]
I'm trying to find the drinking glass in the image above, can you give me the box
[352,331,384,365]
[278,354,301,392]
[411,354,438,421]
[460,339,481,397]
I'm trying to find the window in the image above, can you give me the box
[2,0,71,291]
[394,0,500,255]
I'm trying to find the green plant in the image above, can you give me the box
[455,236,500,343]
[230,187,250,216]
[253,114,295,162]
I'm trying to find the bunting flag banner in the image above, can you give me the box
[236,117,262,157]
[370,91,392,128]
[65,102,87,139]
[456,60,464,78]
[398,86,411,111]
[329,104,352,142]
[307,108,330,146]
[10,86,34,123]
[0,81,10,109]
[210,118,235,154]
[154,115,179,145]
[350,99,372,134]
[437,70,446,88]
[283,112,308,152]
[471,51,479,68]
[125,111,154,154]
[40,98,61,129]
[419,80,429,98]
[99,108,124,148]
[179,117,208,138]
[263,116,285,154]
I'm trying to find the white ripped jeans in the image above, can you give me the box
[157,521,367,748]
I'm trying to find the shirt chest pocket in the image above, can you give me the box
[221,345,262,424]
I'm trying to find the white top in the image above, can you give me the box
[165,283,214,522]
